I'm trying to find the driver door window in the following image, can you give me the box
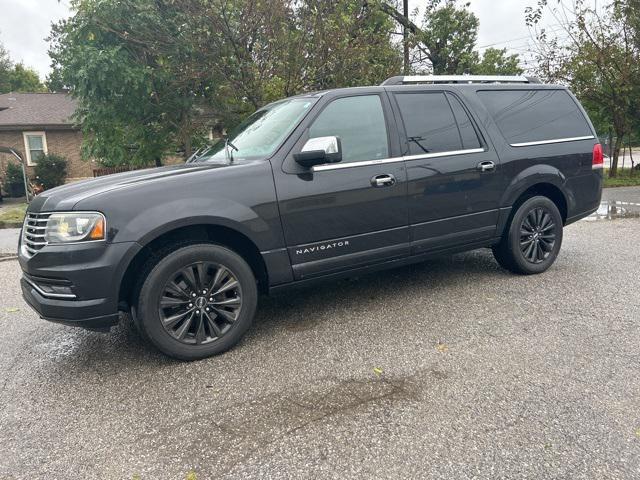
[309,95,389,163]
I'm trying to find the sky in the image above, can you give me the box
[0,0,558,81]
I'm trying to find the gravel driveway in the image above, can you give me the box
[1,214,639,479]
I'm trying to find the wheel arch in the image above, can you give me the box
[117,223,269,310]
[498,180,569,239]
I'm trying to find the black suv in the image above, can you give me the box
[19,75,603,360]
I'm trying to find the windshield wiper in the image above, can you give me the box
[224,138,239,163]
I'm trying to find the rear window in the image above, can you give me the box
[477,89,592,146]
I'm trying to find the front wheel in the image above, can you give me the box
[136,244,257,360]
[492,196,563,275]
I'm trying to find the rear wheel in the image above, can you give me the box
[492,196,563,275]
[136,243,257,360]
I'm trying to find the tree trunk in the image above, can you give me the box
[184,136,192,160]
[629,134,635,175]
[609,134,622,178]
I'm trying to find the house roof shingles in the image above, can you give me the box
[0,93,78,130]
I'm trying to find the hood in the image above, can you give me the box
[28,161,239,212]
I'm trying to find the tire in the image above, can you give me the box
[492,196,563,275]
[135,243,257,360]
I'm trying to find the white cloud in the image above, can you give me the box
[0,0,71,80]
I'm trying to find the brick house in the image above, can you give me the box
[0,92,96,189]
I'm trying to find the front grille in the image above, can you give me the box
[22,213,51,256]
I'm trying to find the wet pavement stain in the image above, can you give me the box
[587,200,640,221]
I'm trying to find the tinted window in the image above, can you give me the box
[446,93,482,149]
[309,95,388,163]
[477,89,592,145]
[394,92,462,155]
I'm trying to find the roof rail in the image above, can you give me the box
[381,75,540,86]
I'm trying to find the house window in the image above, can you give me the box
[22,132,48,166]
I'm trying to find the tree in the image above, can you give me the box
[8,63,46,92]
[379,0,522,75]
[418,0,479,74]
[49,0,205,167]
[49,0,401,166]
[0,39,46,93]
[526,0,639,177]
[470,48,523,75]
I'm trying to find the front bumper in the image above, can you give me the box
[19,240,141,330]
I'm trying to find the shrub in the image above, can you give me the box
[34,154,68,190]
[2,162,26,197]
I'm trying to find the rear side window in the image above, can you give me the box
[394,92,481,155]
[477,89,592,146]
[309,95,389,163]
[446,93,482,150]
[394,92,460,155]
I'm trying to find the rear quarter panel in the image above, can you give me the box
[455,85,603,222]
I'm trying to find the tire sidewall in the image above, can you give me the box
[508,196,563,274]
[137,244,257,360]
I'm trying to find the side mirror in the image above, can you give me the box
[294,136,342,168]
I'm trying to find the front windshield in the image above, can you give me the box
[195,98,316,162]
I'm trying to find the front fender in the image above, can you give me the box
[117,197,274,249]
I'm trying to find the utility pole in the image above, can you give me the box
[403,0,410,74]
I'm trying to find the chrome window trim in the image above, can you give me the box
[312,148,485,172]
[403,148,485,162]
[510,135,595,147]
[24,278,77,300]
[313,156,403,171]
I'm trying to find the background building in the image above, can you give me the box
[0,92,94,184]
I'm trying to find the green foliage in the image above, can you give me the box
[419,0,479,74]
[2,162,26,197]
[45,67,67,92]
[7,64,46,92]
[33,154,68,190]
[470,48,523,75]
[383,1,522,75]
[526,0,640,177]
[49,0,401,167]
[0,39,46,93]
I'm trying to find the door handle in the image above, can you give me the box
[477,161,496,172]
[371,174,396,187]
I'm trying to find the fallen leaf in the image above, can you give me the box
[436,342,449,353]
[5,308,19,313]
[373,367,384,376]
[635,428,640,438]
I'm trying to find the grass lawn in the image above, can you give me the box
[603,169,640,188]
[0,202,27,224]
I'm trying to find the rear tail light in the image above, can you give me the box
[592,143,604,169]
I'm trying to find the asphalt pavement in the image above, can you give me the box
[0,195,639,479]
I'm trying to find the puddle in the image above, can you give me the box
[586,200,640,221]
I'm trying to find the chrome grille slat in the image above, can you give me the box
[22,213,51,257]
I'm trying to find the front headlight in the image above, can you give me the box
[45,212,106,243]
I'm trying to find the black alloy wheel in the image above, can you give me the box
[492,195,563,275]
[136,243,257,360]
[518,207,557,264]
[159,262,243,345]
